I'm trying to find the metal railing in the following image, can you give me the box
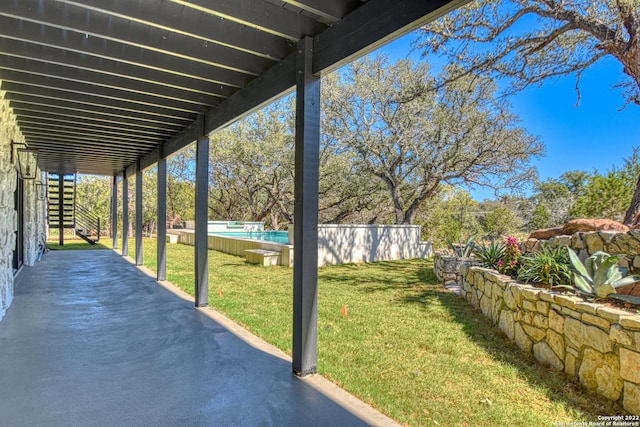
[75,203,101,243]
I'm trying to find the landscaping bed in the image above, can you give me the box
[459,265,640,415]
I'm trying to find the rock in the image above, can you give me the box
[562,219,629,235]
[548,308,565,333]
[548,235,571,247]
[522,324,546,342]
[616,282,640,297]
[514,322,532,353]
[583,232,604,254]
[499,311,515,340]
[624,381,640,415]
[547,329,565,360]
[620,349,640,383]
[528,227,564,240]
[533,341,564,371]
[565,352,577,377]
[563,317,612,353]
[609,325,633,346]
[578,348,623,401]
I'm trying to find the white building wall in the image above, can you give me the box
[0,85,44,321]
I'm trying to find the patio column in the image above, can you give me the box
[111,175,118,250]
[122,173,129,257]
[195,133,209,307]
[58,174,64,246]
[135,161,143,266]
[157,155,167,281]
[292,36,320,377]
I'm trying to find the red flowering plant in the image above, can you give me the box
[498,236,521,277]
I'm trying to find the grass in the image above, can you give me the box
[46,237,110,250]
[103,238,622,426]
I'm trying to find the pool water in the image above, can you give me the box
[209,231,289,244]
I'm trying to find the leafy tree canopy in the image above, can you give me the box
[322,54,543,225]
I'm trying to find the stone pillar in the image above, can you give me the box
[0,86,42,322]
[22,175,40,266]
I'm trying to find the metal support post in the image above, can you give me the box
[292,37,321,377]
[135,161,143,265]
[157,156,167,281]
[122,174,129,257]
[195,133,209,307]
[111,175,118,249]
[58,174,64,246]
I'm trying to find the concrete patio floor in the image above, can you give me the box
[0,249,399,427]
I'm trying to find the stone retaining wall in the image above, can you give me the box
[433,254,481,285]
[522,230,640,272]
[459,265,640,415]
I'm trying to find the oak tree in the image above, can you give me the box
[322,55,543,225]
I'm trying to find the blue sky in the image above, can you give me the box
[377,31,640,201]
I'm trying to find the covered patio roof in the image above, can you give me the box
[0,0,465,176]
[2,0,470,378]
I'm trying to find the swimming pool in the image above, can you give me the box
[209,231,289,244]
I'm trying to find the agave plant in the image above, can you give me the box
[474,240,505,270]
[446,232,477,258]
[566,248,640,305]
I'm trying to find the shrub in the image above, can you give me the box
[498,236,521,276]
[517,246,571,289]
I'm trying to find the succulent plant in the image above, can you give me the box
[566,248,640,305]
[446,232,477,258]
[473,240,505,270]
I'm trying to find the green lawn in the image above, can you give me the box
[46,238,110,251]
[102,237,621,426]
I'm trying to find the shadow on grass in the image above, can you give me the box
[46,240,110,250]
[319,260,437,293]
[400,278,625,418]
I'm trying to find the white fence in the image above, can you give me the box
[290,224,432,266]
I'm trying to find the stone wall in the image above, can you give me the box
[459,265,640,415]
[522,230,640,272]
[0,85,43,322]
[22,174,45,267]
[0,89,19,320]
[433,253,481,285]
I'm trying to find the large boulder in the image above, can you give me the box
[528,227,565,240]
[617,283,640,298]
[562,219,629,235]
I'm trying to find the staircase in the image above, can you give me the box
[75,203,101,244]
[47,173,100,244]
